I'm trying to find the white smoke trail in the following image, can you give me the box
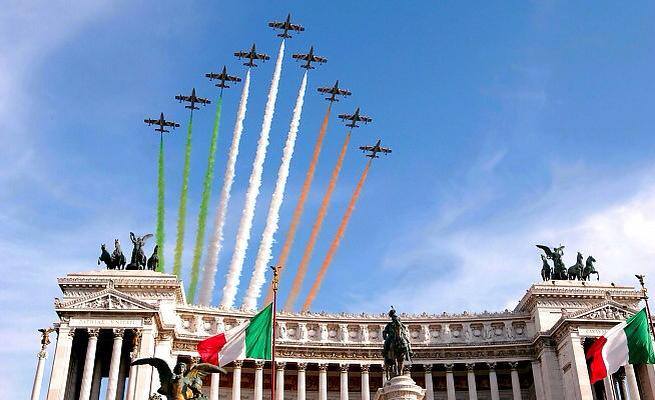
[220,40,285,308]
[197,69,251,306]
[242,71,308,310]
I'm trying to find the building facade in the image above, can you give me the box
[32,270,655,400]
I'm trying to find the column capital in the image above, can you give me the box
[339,363,349,372]
[423,363,433,372]
[360,364,370,373]
[466,363,476,371]
[112,328,125,338]
[276,361,286,370]
[233,360,244,368]
[444,363,455,372]
[486,362,497,370]
[297,362,307,371]
[255,360,265,369]
[67,328,76,338]
[508,362,519,370]
[37,350,47,359]
[87,328,100,338]
[318,363,329,371]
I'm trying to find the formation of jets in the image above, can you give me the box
[292,46,328,69]
[175,88,211,110]
[206,66,241,89]
[268,13,305,38]
[317,80,351,102]
[144,113,180,133]
[360,139,392,158]
[338,107,372,128]
[234,44,270,68]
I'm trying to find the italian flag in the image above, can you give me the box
[586,308,655,383]
[197,303,273,367]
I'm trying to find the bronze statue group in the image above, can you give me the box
[98,232,159,271]
[537,244,599,281]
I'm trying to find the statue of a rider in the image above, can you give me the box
[382,306,413,380]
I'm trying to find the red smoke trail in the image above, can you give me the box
[283,131,351,311]
[263,104,332,304]
[301,159,372,312]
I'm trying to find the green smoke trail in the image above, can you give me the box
[187,97,223,301]
[156,134,165,272]
[173,111,194,277]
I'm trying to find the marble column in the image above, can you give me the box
[133,326,156,400]
[125,329,141,400]
[445,364,456,400]
[640,365,655,400]
[530,361,546,400]
[466,363,478,400]
[232,360,243,400]
[79,328,100,400]
[360,365,370,400]
[105,329,124,400]
[276,362,286,400]
[382,363,388,386]
[340,364,349,400]
[318,363,328,400]
[625,364,641,400]
[487,362,500,400]
[509,362,522,400]
[31,346,49,400]
[254,360,264,400]
[297,363,307,400]
[603,377,616,400]
[46,326,75,400]
[616,370,628,400]
[423,364,434,400]
[210,372,220,400]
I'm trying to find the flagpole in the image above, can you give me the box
[270,265,280,400]
[635,274,655,341]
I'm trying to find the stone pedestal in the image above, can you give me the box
[374,375,426,400]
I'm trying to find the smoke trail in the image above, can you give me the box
[156,134,166,271]
[173,111,194,277]
[242,71,308,310]
[198,70,251,306]
[284,132,351,311]
[187,97,223,302]
[263,103,332,304]
[302,160,372,311]
[220,40,285,308]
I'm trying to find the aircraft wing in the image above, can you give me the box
[144,118,157,125]
[338,113,354,120]
[317,87,332,94]
[289,24,305,32]
[234,51,249,58]
[339,89,352,96]
[256,54,270,61]
[359,145,374,151]
[165,121,180,128]
[312,56,328,63]
[268,22,285,28]
[360,116,372,123]
[292,54,310,61]
[380,147,392,154]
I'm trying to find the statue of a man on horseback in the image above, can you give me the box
[382,307,413,380]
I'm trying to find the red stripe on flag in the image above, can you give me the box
[586,335,608,384]
[197,333,227,365]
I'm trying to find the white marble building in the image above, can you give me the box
[31,270,655,400]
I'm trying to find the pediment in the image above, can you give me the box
[565,300,638,322]
[55,288,156,312]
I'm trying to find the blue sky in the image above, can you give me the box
[3,0,655,395]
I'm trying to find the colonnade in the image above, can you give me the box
[208,361,530,400]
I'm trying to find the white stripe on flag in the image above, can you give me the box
[602,320,629,376]
[219,321,250,367]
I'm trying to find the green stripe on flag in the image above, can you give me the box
[245,303,273,360]
[626,308,655,364]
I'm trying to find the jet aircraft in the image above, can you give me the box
[317,80,351,102]
[144,113,180,133]
[359,139,392,158]
[234,44,270,67]
[206,66,241,89]
[338,107,372,128]
[175,88,211,110]
[268,13,305,38]
[292,46,327,69]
